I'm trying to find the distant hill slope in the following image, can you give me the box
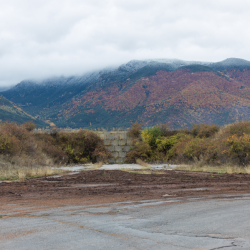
[211,58,250,70]
[2,58,250,129]
[53,67,250,128]
[0,95,47,127]
[0,59,211,117]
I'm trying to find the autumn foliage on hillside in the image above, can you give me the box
[57,68,250,129]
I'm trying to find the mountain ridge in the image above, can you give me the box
[2,57,250,129]
[54,67,250,128]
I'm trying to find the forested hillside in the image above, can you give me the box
[55,66,250,128]
[2,58,250,129]
[0,95,47,127]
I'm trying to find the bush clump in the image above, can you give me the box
[35,129,111,164]
[191,124,220,138]
[156,132,191,157]
[125,142,153,163]
[0,122,111,167]
[141,126,162,148]
[125,121,250,166]
[225,133,250,164]
[225,121,250,136]
[0,122,35,156]
[24,121,37,132]
[127,122,142,139]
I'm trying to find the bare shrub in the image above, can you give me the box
[191,124,220,138]
[66,130,111,163]
[35,129,111,164]
[125,142,154,163]
[34,133,67,164]
[224,121,250,136]
[0,122,34,156]
[127,122,142,139]
[158,123,169,137]
[24,121,36,132]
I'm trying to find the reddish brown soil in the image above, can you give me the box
[1,170,250,212]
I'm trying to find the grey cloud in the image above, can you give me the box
[0,0,250,86]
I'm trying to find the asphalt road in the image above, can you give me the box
[1,195,250,250]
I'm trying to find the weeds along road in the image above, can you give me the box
[1,170,250,249]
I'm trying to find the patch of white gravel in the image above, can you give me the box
[58,165,91,171]
[57,164,179,172]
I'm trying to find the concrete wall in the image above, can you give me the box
[33,128,133,163]
[95,131,133,163]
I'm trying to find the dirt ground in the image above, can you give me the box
[1,169,250,212]
[2,169,250,250]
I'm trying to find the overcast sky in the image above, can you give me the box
[1,0,250,86]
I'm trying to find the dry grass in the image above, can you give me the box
[175,164,250,174]
[136,170,152,174]
[136,159,151,169]
[0,155,65,180]
[123,169,166,175]
[153,171,166,175]
[91,161,103,170]
[122,169,152,175]
[0,165,65,180]
[137,170,167,175]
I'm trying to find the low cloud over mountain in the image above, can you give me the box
[3,58,250,129]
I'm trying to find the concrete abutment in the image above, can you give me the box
[95,131,133,163]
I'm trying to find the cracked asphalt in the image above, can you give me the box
[1,194,250,250]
